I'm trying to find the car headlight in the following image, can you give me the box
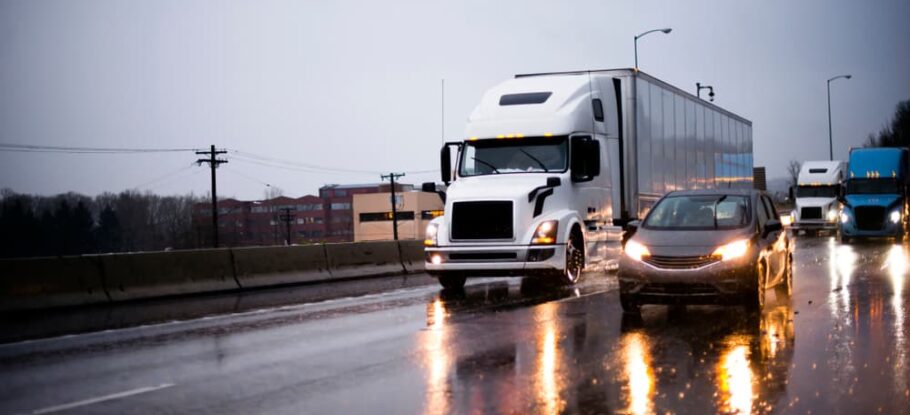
[712,239,750,262]
[890,210,901,224]
[531,220,558,245]
[424,223,439,247]
[624,239,650,262]
[840,212,849,224]
[827,209,838,222]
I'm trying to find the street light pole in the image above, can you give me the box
[634,28,672,70]
[827,74,852,161]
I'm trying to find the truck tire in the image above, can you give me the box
[438,274,466,290]
[744,263,766,314]
[559,228,584,285]
[774,254,793,299]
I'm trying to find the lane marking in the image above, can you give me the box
[30,383,175,414]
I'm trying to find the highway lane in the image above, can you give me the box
[0,237,909,414]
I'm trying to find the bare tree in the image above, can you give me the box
[787,160,801,190]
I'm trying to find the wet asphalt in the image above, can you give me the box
[0,236,908,414]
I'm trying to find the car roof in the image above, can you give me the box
[664,188,761,197]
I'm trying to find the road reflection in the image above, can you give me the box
[534,302,565,415]
[422,298,450,415]
[620,332,653,415]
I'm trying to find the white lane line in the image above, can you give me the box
[30,383,175,414]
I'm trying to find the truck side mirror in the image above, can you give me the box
[571,137,600,182]
[440,146,452,185]
[622,220,641,246]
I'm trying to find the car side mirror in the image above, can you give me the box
[440,145,452,185]
[764,219,782,236]
[571,137,600,182]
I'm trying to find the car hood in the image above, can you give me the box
[845,194,901,209]
[631,227,754,257]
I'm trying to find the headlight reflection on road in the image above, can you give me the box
[828,239,856,323]
[620,332,654,415]
[534,303,564,415]
[422,298,450,415]
[883,244,908,399]
[717,344,754,415]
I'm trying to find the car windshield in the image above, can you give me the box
[459,137,567,177]
[796,185,838,198]
[644,195,751,230]
[845,178,900,195]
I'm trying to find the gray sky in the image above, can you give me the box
[1,0,908,199]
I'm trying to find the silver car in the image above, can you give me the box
[618,189,793,313]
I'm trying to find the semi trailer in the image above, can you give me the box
[424,68,753,289]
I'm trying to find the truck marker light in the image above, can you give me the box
[712,239,749,262]
[468,136,478,141]
[544,132,553,137]
[496,134,505,139]
[624,240,650,262]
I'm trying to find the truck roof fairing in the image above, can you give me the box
[464,75,594,140]
[798,161,845,185]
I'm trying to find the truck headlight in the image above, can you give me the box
[890,210,901,224]
[424,223,439,247]
[624,239,650,262]
[531,220,558,245]
[712,239,749,262]
[840,212,849,224]
[826,209,838,222]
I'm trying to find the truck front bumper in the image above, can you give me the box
[791,219,838,231]
[840,220,903,238]
[425,244,565,276]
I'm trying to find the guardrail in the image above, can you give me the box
[0,240,426,312]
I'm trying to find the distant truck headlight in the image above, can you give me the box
[840,212,849,224]
[425,223,439,247]
[624,239,650,262]
[531,220,558,245]
[890,210,901,224]
[826,209,838,222]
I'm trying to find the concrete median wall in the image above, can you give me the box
[0,240,428,312]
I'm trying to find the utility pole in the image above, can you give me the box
[381,173,406,241]
[278,207,296,245]
[196,145,227,248]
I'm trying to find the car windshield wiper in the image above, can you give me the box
[519,149,548,172]
[471,157,500,174]
[713,195,728,229]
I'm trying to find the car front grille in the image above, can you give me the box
[641,283,718,295]
[451,201,513,240]
[855,206,886,231]
[643,254,720,269]
[800,207,822,220]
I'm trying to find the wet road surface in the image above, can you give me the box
[0,237,908,414]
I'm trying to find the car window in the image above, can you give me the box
[762,196,779,220]
[755,195,770,227]
[643,195,751,229]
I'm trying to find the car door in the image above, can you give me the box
[762,195,787,284]
[754,194,778,282]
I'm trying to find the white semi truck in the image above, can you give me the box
[424,69,753,289]
[788,161,845,235]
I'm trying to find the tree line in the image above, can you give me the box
[0,189,208,259]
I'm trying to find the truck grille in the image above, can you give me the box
[855,206,885,231]
[800,207,822,220]
[643,255,720,269]
[451,201,513,240]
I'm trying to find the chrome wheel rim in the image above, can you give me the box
[565,238,583,283]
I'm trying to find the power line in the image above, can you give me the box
[128,164,198,190]
[0,143,198,153]
[229,149,382,175]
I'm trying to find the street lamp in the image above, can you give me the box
[696,82,715,102]
[634,28,672,70]
[827,74,852,161]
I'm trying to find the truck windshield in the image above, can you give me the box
[644,195,751,230]
[459,137,568,177]
[796,185,838,198]
[845,178,900,195]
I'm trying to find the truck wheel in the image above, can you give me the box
[438,274,466,290]
[620,292,640,314]
[744,263,766,314]
[560,229,584,285]
[774,254,793,299]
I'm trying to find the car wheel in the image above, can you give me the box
[745,262,766,313]
[560,229,584,285]
[620,292,640,314]
[438,273,466,290]
[774,254,793,299]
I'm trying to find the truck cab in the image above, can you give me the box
[789,161,845,235]
[839,147,909,242]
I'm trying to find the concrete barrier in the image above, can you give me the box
[100,249,238,301]
[324,241,405,279]
[0,256,109,312]
[398,240,426,274]
[232,245,330,288]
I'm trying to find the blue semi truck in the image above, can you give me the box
[838,147,909,243]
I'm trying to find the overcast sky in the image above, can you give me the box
[1,0,908,199]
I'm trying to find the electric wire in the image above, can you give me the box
[0,143,199,153]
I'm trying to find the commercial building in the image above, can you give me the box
[353,191,444,242]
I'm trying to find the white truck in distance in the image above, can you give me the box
[789,161,845,235]
[424,69,754,290]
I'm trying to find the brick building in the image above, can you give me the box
[193,182,411,246]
